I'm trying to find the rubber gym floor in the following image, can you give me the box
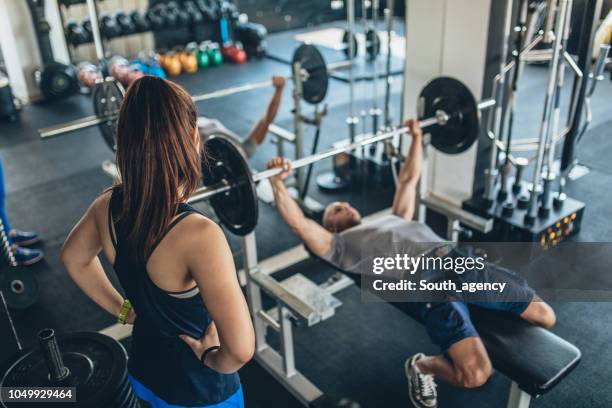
[1,29,612,407]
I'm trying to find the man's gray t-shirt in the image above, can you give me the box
[197,117,256,158]
[322,214,446,276]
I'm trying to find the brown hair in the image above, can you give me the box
[113,76,200,263]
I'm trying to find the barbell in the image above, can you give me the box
[191,77,496,236]
[38,44,350,152]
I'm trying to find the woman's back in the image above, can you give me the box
[98,190,240,405]
[62,77,253,408]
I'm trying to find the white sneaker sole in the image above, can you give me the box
[405,357,436,408]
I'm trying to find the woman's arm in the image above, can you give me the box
[61,197,124,318]
[181,219,255,374]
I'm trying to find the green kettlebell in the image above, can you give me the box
[197,49,210,68]
[208,43,223,66]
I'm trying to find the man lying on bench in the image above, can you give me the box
[265,119,557,408]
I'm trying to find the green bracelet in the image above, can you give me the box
[117,299,132,325]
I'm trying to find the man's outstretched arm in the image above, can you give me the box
[247,77,286,145]
[267,158,333,257]
[392,119,423,220]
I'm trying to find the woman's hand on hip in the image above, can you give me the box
[179,322,220,363]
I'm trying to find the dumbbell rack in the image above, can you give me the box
[59,1,245,59]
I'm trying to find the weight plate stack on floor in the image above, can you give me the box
[201,135,258,236]
[0,329,137,407]
[92,78,125,152]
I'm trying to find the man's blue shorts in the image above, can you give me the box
[417,300,531,352]
[128,375,244,408]
[415,249,535,352]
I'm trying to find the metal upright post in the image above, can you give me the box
[526,0,569,222]
[498,0,529,202]
[540,0,572,215]
[483,0,515,205]
[559,0,603,194]
[242,234,266,350]
[293,62,305,193]
[347,0,359,143]
[370,0,382,134]
[85,0,105,63]
[382,2,394,129]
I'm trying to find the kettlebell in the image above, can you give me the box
[179,51,198,74]
[206,42,223,66]
[162,52,182,76]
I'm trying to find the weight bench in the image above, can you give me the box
[305,246,582,408]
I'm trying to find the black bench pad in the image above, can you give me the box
[305,247,581,397]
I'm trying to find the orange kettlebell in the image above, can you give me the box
[179,51,198,74]
[163,52,182,76]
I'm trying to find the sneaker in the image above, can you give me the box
[13,246,44,266]
[9,229,40,247]
[405,353,437,408]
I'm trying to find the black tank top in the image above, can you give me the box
[108,191,240,406]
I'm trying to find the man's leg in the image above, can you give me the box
[520,295,556,328]
[415,337,493,388]
[405,302,492,407]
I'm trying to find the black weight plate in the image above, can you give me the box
[201,135,258,236]
[92,77,125,152]
[0,267,40,310]
[365,28,381,59]
[341,30,358,59]
[40,62,79,100]
[418,77,479,155]
[0,332,128,407]
[104,366,130,406]
[291,43,329,105]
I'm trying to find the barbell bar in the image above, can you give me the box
[38,44,351,140]
[190,98,495,203]
[191,60,352,103]
[188,77,495,236]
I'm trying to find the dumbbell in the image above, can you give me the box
[185,1,204,24]
[130,10,150,33]
[220,0,240,20]
[167,1,191,26]
[81,17,93,42]
[100,12,122,38]
[65,19,88,46]
[196,0,218,21]
[115,11,136,36]
[146,7,166,31]
[163,3,180,28]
